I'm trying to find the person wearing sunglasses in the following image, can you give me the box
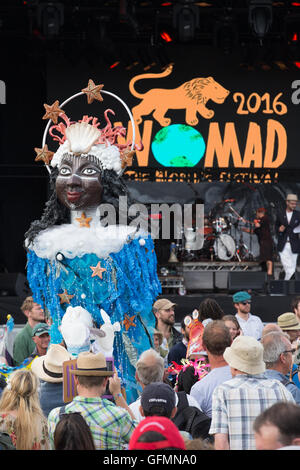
[232,291,264,341]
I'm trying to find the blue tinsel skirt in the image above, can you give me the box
[26,234,161,403]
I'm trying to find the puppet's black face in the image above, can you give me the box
[56,154,103,211]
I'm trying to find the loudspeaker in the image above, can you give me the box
[183,271,214,291]
[214,271,228,290]
[0,273,31,298]
[269,280,289,295]
[228,271,267,293]
[288,280,300,295]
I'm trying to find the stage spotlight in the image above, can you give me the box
[173,2,199,43]
[248,0,273,43]
[160,31,173,43]
[37,2,64,37]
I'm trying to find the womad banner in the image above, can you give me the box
[46,44,300,182]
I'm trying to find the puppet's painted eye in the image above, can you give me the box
[59,167,71,176]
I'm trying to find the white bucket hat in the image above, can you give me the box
[223,336,265,375]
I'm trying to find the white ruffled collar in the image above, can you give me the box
[26,222,138,260]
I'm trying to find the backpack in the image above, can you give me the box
[172,391,212,440]
[0,432,15,450]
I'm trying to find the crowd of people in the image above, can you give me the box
[1,292,300,451]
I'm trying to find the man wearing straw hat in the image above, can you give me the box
[275,193,300,280]
[47,351,137,450]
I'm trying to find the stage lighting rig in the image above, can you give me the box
[248,0,273,44]
[173,1,199,43]
[37,2,64,37]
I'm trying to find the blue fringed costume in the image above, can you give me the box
[26,229,161,403]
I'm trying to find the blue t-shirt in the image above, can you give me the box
[190,365,232,417]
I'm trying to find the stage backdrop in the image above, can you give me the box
[44,44,300,180]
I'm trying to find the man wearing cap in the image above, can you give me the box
[139,382,178,420]
[47,351,137,450]
[153,299,182,357]
[233,291,264,340]
[209,336,294,450]
[29,322,51,360]
[275,193,300,280]
[129,416,186,450]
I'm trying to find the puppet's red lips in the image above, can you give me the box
[67,191,82,202]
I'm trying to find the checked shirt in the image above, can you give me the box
[209,373,295,450]
[48,395,137,450]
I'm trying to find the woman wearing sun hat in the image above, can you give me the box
[31,343,72,417]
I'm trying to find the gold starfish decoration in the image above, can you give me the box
[120,148,135,169]
[82,79,104,104]
[90,261,106,279]
[76,212,92,228]
[123,314,136,331]
[42,100,64,124]
[58,289,75,304]
[34,144,54,165]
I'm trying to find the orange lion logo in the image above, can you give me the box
[129,65,230,127]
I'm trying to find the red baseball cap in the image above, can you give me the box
[128,416,186,450]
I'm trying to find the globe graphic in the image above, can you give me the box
[151,124,206,167]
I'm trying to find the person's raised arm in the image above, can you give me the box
[108,371,136,421]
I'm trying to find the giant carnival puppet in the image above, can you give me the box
[21,80,161,402]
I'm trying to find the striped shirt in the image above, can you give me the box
[48,395,137,450]
[209,373,295,450]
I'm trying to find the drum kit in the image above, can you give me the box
[169,199,254,263]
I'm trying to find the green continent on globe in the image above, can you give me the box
[153,127,169,144]
[169,156,194,166]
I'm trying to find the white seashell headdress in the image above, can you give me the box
[34,79,141,176]
[65,122,101,155]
